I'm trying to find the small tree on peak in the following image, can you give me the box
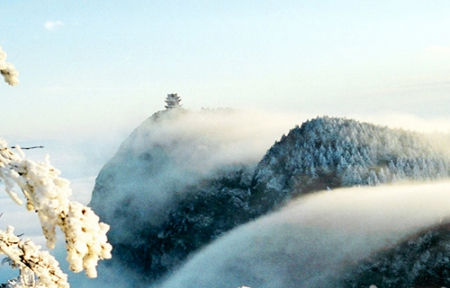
[165,93,182,109]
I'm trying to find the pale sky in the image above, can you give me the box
[1,0,449,139]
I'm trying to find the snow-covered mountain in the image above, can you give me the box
[89,108,294,282]
[251,116,449,215]
[340,222,449,287]
[89,109,450,286]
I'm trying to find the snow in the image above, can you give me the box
[0,139,112,285]
[91,113,450,286]
[0,226,68,288]
[0,47,19,86]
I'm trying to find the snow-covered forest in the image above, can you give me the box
[88,106,450,287]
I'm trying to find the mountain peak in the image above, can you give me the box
[89,114,450,285]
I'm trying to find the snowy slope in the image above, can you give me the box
[251,116,450,215]
[341,222,449,287]
[90,111,450,285]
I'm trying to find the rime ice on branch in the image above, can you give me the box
[0,47,19,86]
[0,140,112,278]
[0,226,69,288]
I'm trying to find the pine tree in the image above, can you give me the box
[164,93,182,109]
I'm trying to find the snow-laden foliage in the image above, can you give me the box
[0,139,112,279]
[0,226,68,288]
[127,166,253,281]
[252,116,450,214]
[0,47,19,86]
[341,222,450,287]
[91,113,450,285]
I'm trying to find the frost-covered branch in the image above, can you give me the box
[0,226,68,288]
[0,47,19,86]
[0,140,112,278]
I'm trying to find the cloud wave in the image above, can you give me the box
[159,181,450,288]
[44,20,64,31]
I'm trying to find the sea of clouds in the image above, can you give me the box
[0,108,449,286]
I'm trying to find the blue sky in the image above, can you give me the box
[1,0,450,140]
[0,0,449,181]
[1,0,450,174]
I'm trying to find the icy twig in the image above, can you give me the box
[0,139,112,278]
[0,226,69,288]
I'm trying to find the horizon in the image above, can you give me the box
[1,0,449,141]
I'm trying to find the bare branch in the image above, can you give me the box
[10,146,44,150]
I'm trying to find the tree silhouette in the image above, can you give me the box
[164,93,182,109]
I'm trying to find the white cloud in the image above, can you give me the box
[427,45,450,54]
[44,20,64,31]
[352,113,450,134]
[160,181,450,288]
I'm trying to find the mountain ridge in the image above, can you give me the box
[89,110,450,285]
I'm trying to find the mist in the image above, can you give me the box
[158,180,450,288]
[95,108,450,219]
[1,106,449,287]
[93,108,309,225]
[88,107,450,286]
[356,113,450,134]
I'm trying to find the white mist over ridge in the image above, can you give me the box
[159,180,450,288]
[92,109,309,225]
[4,105,446,286]
[354,113,450,134]
[89,107,450,286]
[94,108,449,220]
[118,108,307,170]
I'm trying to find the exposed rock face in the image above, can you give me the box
[90,113,450,284]
[341,223,450,287]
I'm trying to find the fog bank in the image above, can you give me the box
[159,181,450,288]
